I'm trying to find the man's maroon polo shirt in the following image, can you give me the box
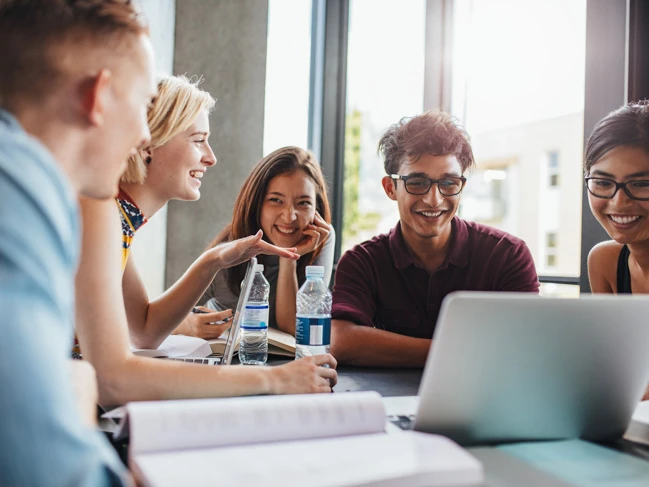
[332,218,539,338]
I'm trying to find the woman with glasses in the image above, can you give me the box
[200,146,334,335]
[585,101,649,295]
[75,75,337,406]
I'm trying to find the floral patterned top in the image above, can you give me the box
[116,190,147,270]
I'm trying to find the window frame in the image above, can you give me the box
[308,0,634,290]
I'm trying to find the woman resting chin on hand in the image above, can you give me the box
[201,146,335,337]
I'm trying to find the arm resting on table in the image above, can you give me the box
[331,319,431,368]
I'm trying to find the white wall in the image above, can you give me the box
[469,112,584,277]
[130,0,176,298]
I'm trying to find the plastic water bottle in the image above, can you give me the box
[295,266,331,359]
[239,264,269,365]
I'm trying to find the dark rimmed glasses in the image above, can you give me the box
[390,174,467,196]
[585,177,649,201]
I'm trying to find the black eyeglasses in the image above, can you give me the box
[585,177,649,201]
[390,174,466,196]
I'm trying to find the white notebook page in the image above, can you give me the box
[128,391,386,455]
[132,431,484,487]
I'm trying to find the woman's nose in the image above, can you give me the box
[610,187,634,207]
[203,143,217,166]
[282,206,297,221]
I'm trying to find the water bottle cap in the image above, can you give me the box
[305,265,325,277]
[255,264,264,272]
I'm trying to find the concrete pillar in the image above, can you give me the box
[166,0,269,287]
[130,0,176,298]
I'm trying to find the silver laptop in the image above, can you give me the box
[166,257,257,366]
[408,291,649,445]
[219,257,257,365]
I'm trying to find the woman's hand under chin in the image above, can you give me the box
[294,211,331,257]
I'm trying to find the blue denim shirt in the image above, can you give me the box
[0,109,128,486]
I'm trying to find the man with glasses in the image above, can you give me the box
[330,111,539,367]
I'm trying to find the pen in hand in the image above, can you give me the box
[192,307,233,325]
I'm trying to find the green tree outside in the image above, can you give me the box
[343,109,382,250]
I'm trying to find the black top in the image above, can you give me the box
[616,244,632,294]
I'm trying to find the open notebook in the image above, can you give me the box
[209,326,296,357]
[132,335,213,359]
[116,392,483,487]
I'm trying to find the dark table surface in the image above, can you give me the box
[333,365,423,396]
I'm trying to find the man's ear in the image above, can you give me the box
[82,69,112,127]
[382,176,397,201]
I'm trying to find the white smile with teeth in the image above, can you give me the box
[189,170,204,179]
[609,215,641,224]
[276,226,297,234]
[420,210,443,218]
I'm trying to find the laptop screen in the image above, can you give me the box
[220,257,257,365]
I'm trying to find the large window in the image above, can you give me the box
[451,0,586,296]
[311,0,627,296]
[341,0,426,253]
[263,0,313,155]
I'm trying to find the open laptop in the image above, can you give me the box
[390,291,649,446]
[165,257,257,366]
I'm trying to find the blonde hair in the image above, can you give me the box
[121,74,216,184]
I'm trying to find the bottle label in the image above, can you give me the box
[241,304,269,330]
[295,316,331,346]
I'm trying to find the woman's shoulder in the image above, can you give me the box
[588,240,625,264]
[588,240,624,292]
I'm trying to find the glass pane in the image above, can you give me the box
[341,0,426,253]
[451,0,586,278]
[263,0,312,154]
[539,283,580,298]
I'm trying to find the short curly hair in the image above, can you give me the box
[584,100,649,174]
[378,111,475,175]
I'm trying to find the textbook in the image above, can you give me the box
[119,391,483,487]
[132,334,212,359]
[209,326,296,357]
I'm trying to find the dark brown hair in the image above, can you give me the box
[584,100,649,174]
[0,0,148,109]
[378,110,475,174]
[209,146,331,295]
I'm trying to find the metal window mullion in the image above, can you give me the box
[308,0,349,263]
[424,0,454,112]
[538,276,581,286]
[580,0,629,293]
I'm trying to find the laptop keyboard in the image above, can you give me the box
[165,357,222,366]
[388,415,415,430]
